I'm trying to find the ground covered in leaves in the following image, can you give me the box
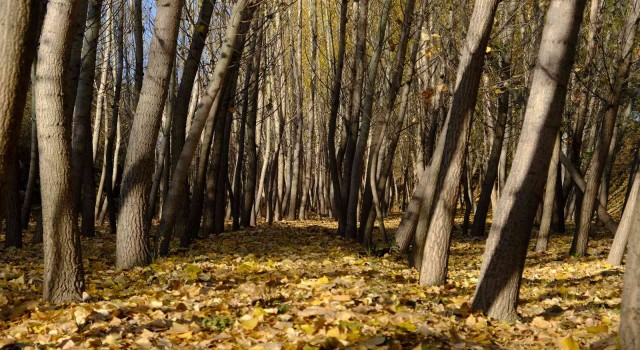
[0,218,625,349]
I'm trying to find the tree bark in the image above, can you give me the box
[471,0,585,321]
[156,1,256,255]
[116,0,183,269]
[535,132,560,253]
[571,0,639,257]
[416,0,500,284]
[0,0,40,194]
[36,0,86,302]
[620,156,640,348]
[71,0,102,237]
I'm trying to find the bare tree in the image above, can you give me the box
[35,0,86,302]
[471,0,586,321]
[116,0,183,269]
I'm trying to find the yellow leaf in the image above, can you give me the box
[326,327,344,339]
[485,46,492,53]
[316,276,329,284]
[241,317,259,331]
[555,273,570,280]
[586,324,608,334]
[559,336,580,350]
[396,321,416,332]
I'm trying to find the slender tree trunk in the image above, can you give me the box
[326,0,349,227]
[620,162,640,348]
[415,0,500,284]
[156,1,255,254]
[471,0,585,321]
[132,0,143,102]
[571,1,639,257]
[536,132,561,253]
[0,0,40,194]
[170,0,216,243]
[608,167,640,266]
[72,0,102,237]
[344,0,393,240]
[116,0,183,269]
[5,157,22,248]
[243,20,263,226]
[36,0,86,302]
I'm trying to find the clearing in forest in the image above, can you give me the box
[0,219,623,349]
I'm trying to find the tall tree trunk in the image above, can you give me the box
[132,0,143,102]
[326,0,349,226]
[0,0,40,194]
[470,1,515,237]
[156,1,256,255]
[72,0,102,237]
[104,0,123,235]
[620,157,640,348]
[5,157,22,248]
[571,0,639,257]
[608,166,640,266]
[116,0,183,269]
[170,0,216,244]
[535,132,560,253]
[415,0,500,284]
[36,0,86,302]
[344,0,393,240]
[243,19,263,227]
[358,0,418,245]
[471,0,585,321]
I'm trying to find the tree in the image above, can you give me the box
[116,0,183,269]
[471,0,586,321]
[72,0,103,237]
[620,165,640,348]
[35,0,86,302]
[571,0,640,257]
[0,0,40,195]
[414,0,500,284]
[156,0,259,255]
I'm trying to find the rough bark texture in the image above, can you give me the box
[0,0,39,194]
[170,0,216,243]
[620,165,640,348]
[72,0,102,237]
[416,0,500,284]
[116,0,183,269]
[156,1,255,255]
[535,132,561,253]
[608,167,640,266]
[471,0,585,321]
[326,0,349,226]
[36,0,86,303]
[571,0,639,257]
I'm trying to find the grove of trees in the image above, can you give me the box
[1,0,640,347]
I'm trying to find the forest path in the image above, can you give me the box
[0,219,625,349]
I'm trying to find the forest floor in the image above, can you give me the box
[0,216,624,349]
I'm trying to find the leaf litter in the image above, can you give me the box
[0,218,624,349]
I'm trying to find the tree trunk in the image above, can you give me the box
[243,20,263,226]
[326,0,349,227]
[535,132,560,253]
[608,166,640,266]
[132,0,143,102]
[471,0,585,321]
[620,160,640,348]
[5,156,22,248]
[116,0,183,269]
[571,1,639,257]
[156,1,255,254]
[416,0,500,284]
[0,0,40,194]
[71,0,102,237]
[36,0,86,302]
[344,0,393,240]
[170,0,216,244]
